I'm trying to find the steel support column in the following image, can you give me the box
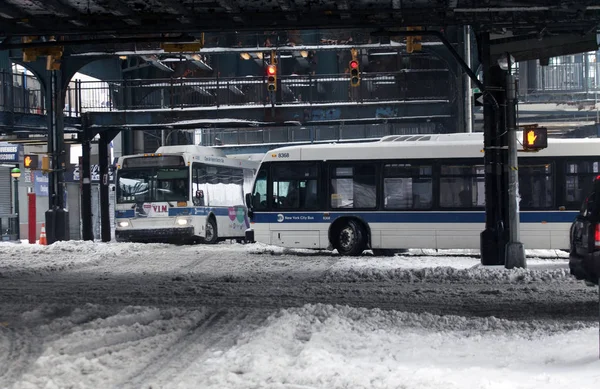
[99,131,111,242]
[44,69,69,244]
[81,122,93,241]
[98,130,120,242]
[480,33,509,266]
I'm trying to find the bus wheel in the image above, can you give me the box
[204,218,218,244]
[335,219,366,256]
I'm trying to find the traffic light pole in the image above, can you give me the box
[505,68,526,269]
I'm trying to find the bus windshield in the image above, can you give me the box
[117,167,189,203]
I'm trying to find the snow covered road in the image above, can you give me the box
[0,241,599,388]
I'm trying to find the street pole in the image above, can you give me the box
[505,59,526,269]
[11,167,21,241]
[13,178,19,240]
[463,25,473,133]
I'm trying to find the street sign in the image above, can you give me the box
[523,126,548,151]
[24,154,38,169]
[474,92,484,106]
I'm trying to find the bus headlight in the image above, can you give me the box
[118,221,130,228]
[176,218,190,226]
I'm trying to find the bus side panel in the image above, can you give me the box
[376,222,440,250]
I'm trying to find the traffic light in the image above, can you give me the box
[523,127,548,151]
[349,60,360,87]
[267,64,277,92]
[23,154,38,169]
[406,27,423,53]
[41,155,50,172]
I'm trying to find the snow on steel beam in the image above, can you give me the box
[139,55,174,73]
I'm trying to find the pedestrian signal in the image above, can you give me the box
[523,127,548,151]
[349,60,360,87]
[24,154,38,169]
[267,65,277,92]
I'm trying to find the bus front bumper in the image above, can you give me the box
[116,227,195,243]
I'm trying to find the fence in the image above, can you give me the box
[535,62,600,93]
[0,69,453,116]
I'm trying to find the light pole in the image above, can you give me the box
[10,167,21,241]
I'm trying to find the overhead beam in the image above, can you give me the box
[140,55,174,72]
[0,34,196,50]
[87,0,142,25]
[30,0,78,17]
[0,1,24,19]
[0,8,599,36]
[68,41,443,58]
[215,0,243,22]
[490,32,600,62]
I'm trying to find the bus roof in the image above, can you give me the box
[154,145,226,157]
[261,132,600,163]
[117,145,260,170]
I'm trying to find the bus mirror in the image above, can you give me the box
[245,193,253,208]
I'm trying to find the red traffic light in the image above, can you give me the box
[267,65,276,75]
[350,60,359,69]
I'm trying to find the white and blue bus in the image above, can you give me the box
[115,145,259,244]
[245,132,600,255]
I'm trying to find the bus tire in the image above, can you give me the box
[204,217,218,244]
[335,219,367,256]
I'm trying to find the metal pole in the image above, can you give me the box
[505,62,526,269]
[13,177,20,240]
[463,25,473,133]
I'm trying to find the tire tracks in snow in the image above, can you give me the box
[0,326,42,388]
[125,308,268,388]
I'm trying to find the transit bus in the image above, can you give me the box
[114,145,259,244]
[244,132,600,256]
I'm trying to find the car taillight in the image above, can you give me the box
[595,224,600,249]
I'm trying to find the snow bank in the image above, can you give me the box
[175,304,599,389]
[324,261,574,284]
[0,241,575,285]
[5,303,598,389]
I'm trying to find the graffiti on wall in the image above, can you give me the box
[375,106,399,119]
[309,108,341,121]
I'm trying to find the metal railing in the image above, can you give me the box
[78,70,452,111]
[0,71,45,115]
[1,70,453,116]
[535,62,600,93]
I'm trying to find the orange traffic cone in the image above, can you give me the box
[39,223,47,245]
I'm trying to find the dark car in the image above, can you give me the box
[569,177,600,285]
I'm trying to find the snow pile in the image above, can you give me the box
[5,303,598,389]
[325,261,574,284]
[175,304,599,389]
[0,241,169,276]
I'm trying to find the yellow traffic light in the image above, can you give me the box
[267,64,277,92]
[522,127,548,151]
[41,155,50,172]
[406,27,423,53]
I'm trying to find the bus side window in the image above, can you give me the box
[253,169,268,210]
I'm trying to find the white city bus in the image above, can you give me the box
[115,145,259,244]
[245,132,600,255]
